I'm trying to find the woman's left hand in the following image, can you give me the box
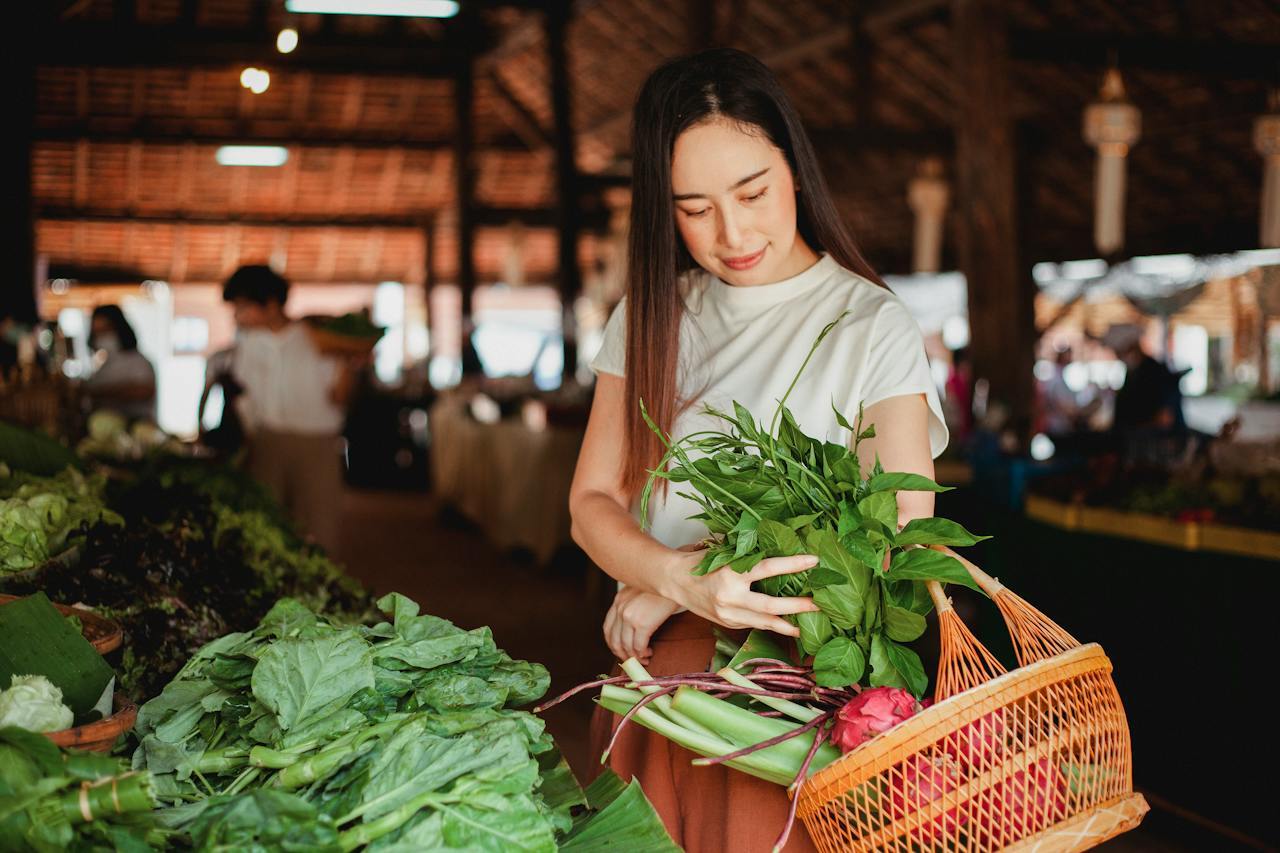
[603,586,682,665]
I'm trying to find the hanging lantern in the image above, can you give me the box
[1254,91,1280,249]
[502,220,527,287]
[907,157,949,274]
[1083,68,1141,257]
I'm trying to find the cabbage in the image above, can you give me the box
[0,674,74,732]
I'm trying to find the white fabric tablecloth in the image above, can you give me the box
[430,397,584,564]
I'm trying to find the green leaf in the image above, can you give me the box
[883,605,927,642]
[796,611,833,656]
[831,456,862,486]
[885,640,929,698]
[866,472,950,494]
[251,630,375,731]
[837,500,862,539]
[560,776,681,852]
[869,633,928,696]
[813,584,863,631]
[862,581,881,632]
[812,637,866,687]
[806,528,872,598]
[727,551,765,574]
[840,530,882,571]
[784,512,821,530]
[857,491,898,532]
[805,567,850,589]
[886,549,982,592]
[756,518,804,557]
[887,579,935,616]
[894,517,990,548]
[832,401,856,434]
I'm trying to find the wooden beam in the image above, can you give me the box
[1010,29,1280,80]
[33,124,531,153]
[485,69,553,150]
[35,206,611,230]
[1,32,37,322]
[953,0,1035,437]
[35,22,489,77]
[548,2,580,383]
[454,16,479,374]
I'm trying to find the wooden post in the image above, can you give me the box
[1,23,37,324]
[453,19,480,377]
[952,0,1035,438]
[547,2,580,385]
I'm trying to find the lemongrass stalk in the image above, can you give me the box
[620,658,719,738]
[598,687,796,786]
[717,666,822,724]
[672,687,841,772]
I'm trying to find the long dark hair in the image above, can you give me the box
[621,48,884,497]
[89,304,139,352]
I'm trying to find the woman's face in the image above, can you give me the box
[670,117,816,286]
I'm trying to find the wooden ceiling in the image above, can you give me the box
[31,0,1280,287]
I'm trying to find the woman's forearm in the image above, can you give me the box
[570,490,687,600]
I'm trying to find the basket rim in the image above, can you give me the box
[44,691,138,747]
[800,643,1114,807]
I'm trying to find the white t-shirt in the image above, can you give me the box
[86,350,156,421]
[591,254,947,550]
[231,323,344,436]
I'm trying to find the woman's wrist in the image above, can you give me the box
[655,549,695,606]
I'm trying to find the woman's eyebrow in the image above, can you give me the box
[673,167,771,201]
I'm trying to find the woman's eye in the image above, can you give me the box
[683,208,711,219]
[744,188,768,202]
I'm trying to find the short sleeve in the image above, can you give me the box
[590,298,627,377]
[861,299,949,459]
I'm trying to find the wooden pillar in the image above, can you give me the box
[0,21,37,324]
[690,0,718,50]
[952,0,1035,438]
[547,3,580,384]
[453,21,480,377]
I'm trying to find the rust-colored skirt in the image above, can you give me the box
[588,612,818,853]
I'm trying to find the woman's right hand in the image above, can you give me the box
[662,549,821,637]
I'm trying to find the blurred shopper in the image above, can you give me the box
[1104,324,1185,433]
[197,343,246,455]
[85,305,156,421]
[222,265,358,552]
[943,346,974,444]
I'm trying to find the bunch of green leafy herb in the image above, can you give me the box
[314,312,386,340]
[640,314,989,697]
[0,726,160,852]
[133,593,674,851]
[0,467,121,573]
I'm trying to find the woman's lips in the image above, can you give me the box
[721,247,766,271]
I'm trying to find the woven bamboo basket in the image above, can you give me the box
[796,548,1148,852]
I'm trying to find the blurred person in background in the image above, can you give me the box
[222,264,359,552]
[943,346,974,445]
[85,305,156,421]
[1104,324,1185,433]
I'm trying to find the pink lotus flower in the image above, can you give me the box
[831,687,923,753]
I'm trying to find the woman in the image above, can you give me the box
[86,305,156,421]
[568,49,947,852]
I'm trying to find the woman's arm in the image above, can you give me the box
[570,373,819,638]
[857,393,937,526]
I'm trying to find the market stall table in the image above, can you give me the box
[430,396,583,564]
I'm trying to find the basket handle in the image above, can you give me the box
[928,544,1004,598]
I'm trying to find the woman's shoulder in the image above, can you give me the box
[819,261,912,321]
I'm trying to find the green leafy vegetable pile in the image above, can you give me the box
[0,471,374,701]
[640,314,989,696]
[0,468,121,574]
[0,726,158,852]
[133,593,673,851]
[313,312,386,340]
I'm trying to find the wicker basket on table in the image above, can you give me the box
[797,547,1148,852]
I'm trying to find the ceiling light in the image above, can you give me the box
[216,146,289,167]
[276,28,299,54]
[285,0,460,17]
[239,67,270,94]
